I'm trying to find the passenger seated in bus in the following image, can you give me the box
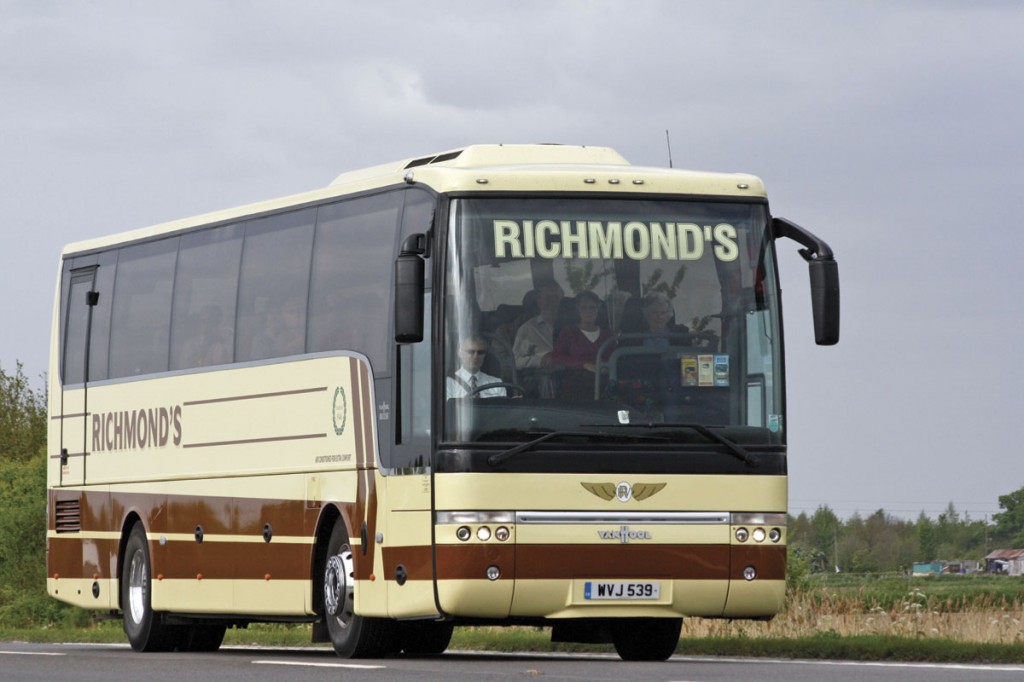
[549,291,613,399]
[513,281,563,397]
[179,304,231,368]
[250,296,305,359]
[607,292,694,400]
[513,281,563,370]
[446,335,507,398]
[637,291,689,347]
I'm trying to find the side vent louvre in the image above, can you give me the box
[55,499,82,533]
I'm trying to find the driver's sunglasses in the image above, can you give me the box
[461,348,487,355]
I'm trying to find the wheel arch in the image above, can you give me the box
[115,512,144,612]
[311,504,356,614]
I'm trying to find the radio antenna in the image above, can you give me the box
[665,130,674,168]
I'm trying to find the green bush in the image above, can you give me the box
[0,362,46,465]
[0,362,76,627]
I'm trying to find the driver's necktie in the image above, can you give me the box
[470,375,478,393]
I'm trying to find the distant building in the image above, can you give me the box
[984,550,1024,575]
[912,560,981,576]
[912,561,943,576]
[942,560,979,574]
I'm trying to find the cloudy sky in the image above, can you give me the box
[2,1,1021,521]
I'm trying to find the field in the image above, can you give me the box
[687,573,1024,645]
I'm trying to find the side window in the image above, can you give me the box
[59,252,117,384]
[236,209,316,362]
[399,291,432,446]
[86,251,117,382]
[62,269,96,385]
[109,238,179,378]
[169,224,243,370]
[307,192,402,371]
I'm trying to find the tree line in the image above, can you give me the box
[790,494,1024,574]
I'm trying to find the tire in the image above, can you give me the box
[321,521,397,658]
[399,621,454,656]
[121,523,181,652]
[611,618,681,661]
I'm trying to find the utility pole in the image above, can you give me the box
[833,525,840,573]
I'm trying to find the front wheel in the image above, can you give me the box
[121,523,181,652]
[611,618,681,661]
[321,521,397,658]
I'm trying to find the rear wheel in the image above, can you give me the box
[121,523,181,652]
[611,618,681,661]
[322,521,397,658]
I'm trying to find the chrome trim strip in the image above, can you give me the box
[436,511,516,524]
[515,511,730,525]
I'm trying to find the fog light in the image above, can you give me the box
[495,526,510,541]
[477,526,491,541]
[735,527,749,542]
[486,565,501,581]
[456,526,471,541]
[752,528,767,543]
[743,566,757,581]
[769,528,782,543]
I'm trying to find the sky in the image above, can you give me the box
[2,1,1022,522]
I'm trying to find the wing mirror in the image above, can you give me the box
[772,217,840,345]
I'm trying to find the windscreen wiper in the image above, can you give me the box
[585,422,760,467]
[486,430,668,467]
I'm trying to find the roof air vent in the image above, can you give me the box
[403,149,464,169]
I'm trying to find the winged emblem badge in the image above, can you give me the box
[581,481,666,503]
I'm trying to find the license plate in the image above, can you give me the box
[584,581,661,600]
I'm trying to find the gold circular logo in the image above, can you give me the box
[332,387,347,436]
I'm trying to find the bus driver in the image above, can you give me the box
[446,336,507,398]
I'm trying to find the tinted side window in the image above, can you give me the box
[85,251,117,382]
[169,224,243,370]
[58,258,76,382]
[62,270,95,385]
[60,253,116,384]
[109,238,179,378]
[307,192,402,371]
[236,209,316,362]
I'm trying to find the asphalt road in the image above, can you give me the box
[3,642,1024,682]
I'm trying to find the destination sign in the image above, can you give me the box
[493,219,739,262]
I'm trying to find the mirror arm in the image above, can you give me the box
[772,217,834,263]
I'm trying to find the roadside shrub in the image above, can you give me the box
[0,362,73,627]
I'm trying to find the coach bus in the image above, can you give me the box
[47,144,839,661]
